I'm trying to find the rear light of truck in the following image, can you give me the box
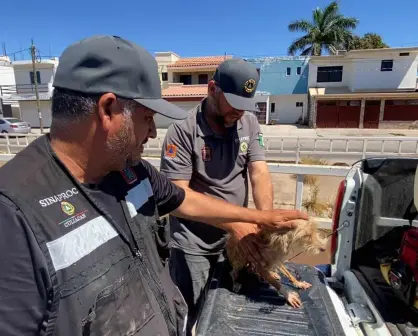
[330,180,346,263]
[10,125,18,128]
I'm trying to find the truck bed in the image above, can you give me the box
[196,261,346,336]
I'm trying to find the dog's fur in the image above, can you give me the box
[226,219,327,307]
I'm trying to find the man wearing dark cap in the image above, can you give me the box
[0,36,307,336]
[160,59,305,334]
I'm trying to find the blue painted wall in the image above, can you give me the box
[245,57,310,95]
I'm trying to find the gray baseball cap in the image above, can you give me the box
[53,35,187,120]
[213,59,260,112]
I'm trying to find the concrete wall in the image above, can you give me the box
[155,52,181,89]
[14,66,55,86]
[19,100,52,127]
[247,57,310,95]
[269,94,308,124]
[0,63,16,86]
[309,52,418,92]
[351,55,418,91]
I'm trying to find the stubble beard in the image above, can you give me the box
[106,113,141,170]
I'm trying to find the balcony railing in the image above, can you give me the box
[0,84,50,96]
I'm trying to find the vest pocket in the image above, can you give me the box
[81,263,166,336]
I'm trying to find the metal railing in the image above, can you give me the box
[0,84,49,95]
[1,133,418,164]
[145,158,349,229]
[0,154,346,228]
[262,135,418,163]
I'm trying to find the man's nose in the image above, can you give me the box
[149,119,157,139]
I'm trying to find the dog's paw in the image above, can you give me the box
[295,281,312,290]
[232,282,242,293]
[286,291,302,308]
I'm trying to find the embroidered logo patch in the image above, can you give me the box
[244,79,256,93]
[166,144,177,158]
[201,145,212,162]
[61,201,75,216]
[121,167,138,185]
[258,133,265,147]
[240,141,248,153]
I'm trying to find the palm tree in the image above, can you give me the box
[288,1,359,56]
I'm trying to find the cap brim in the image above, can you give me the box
[223,93,260,112]
[135,98,188,120]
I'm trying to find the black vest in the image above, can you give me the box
[0,135,187,336]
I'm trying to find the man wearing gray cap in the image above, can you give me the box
[0,36,307,336]
[160,59,306,334]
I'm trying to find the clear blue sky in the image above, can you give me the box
[1,0,418,60]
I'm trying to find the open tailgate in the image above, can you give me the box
[196,261,346,336]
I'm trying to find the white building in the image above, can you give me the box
[308,47,418,128]
[10,58,59,127]
[0,56,19,117]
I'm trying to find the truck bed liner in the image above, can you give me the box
[196,261,345,336]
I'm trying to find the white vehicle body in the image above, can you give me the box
[318,157,418,336]
[0,118,31,134]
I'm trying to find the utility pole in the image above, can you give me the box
[30,39,43,134]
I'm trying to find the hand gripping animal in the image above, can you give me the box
[226,219,327,308]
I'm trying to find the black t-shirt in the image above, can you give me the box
[0,159,185,336]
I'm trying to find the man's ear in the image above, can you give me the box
[97,93,117,132]
[207,80,217,97]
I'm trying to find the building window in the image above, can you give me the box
[296,102,304,107]
[297,67,301,75]
[286,67,291,76]
[271,102,275,113]
[179,75,192,85]
[381,60,393,71]
[161,72,168,81]
[198,74,208,84]
[30,71,41,84]
[317,66,343,83]
[400,52,410,56]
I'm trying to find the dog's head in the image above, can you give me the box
[290,220,328,255]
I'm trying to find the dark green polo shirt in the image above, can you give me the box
[160,99,266,255]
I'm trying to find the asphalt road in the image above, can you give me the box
[1,134,417,164]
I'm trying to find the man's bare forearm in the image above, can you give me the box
[249,161,274,210]
[171,188,266,231]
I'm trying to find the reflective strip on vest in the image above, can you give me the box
[46,216,118,271]
[125,178,153,218]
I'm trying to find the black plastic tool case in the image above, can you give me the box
[196,261,346,336]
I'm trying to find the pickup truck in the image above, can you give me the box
[195,157,418,336]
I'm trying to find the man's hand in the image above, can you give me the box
[259,209,309,231]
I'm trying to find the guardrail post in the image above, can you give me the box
[296,138,300,164]
[295,174,304,210]
[5,135,11,154]
[362,139,368,159]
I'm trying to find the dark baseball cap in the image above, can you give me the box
[213,58,260,112]
[53,35,187,120]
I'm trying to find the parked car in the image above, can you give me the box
[196,157,418,336]
[0,118,31,134]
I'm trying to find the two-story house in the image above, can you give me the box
[155,52,270,127]
[308,47,418,129]
[245,56,310,125]
[0,56,19,118]
[11,58,59,127]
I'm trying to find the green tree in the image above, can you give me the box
[346,33,389,50]
[288,1,359,56]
